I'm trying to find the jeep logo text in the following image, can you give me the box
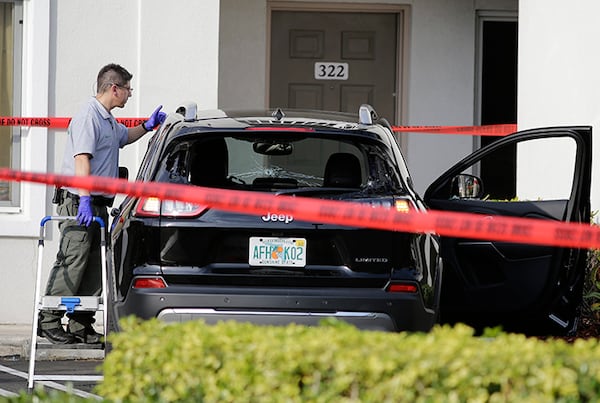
[261,212,294,224]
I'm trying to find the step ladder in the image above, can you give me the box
[27,215,108,390]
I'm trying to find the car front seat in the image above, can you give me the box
[189,138,229,187]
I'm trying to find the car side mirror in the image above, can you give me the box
[118,166,129,180]
[110,167,129,218]
[450,174,483,199]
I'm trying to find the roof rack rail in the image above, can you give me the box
[176,101,198,122]
[358,104,378,125]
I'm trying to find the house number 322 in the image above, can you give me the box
[314,62,349,80]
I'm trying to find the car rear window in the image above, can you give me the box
[155,133,404,192]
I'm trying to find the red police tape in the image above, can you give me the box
[392,124,517,136]
[0,168,598,249]
[0,116,517,136]
[0,117,147,129]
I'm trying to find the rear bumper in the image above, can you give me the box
[114,281,437,332]
[158,308,398,331]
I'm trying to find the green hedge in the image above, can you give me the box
[90,317,600,402]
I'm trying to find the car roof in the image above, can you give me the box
[161,103,393,142]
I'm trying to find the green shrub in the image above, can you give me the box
[584,247,600,323]
[95,317,600,402]
[582,213,600,327]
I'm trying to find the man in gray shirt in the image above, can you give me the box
[38,63,166,344]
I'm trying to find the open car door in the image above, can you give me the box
[424,126,592,335]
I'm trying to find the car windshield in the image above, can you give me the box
[155,133,404,193]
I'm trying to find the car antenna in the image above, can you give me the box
[272,108,285,121]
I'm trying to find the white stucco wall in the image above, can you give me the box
[0,0,52,324]
[219,0,268,108]
[0,0,220,324]
[403,0,478,194]
[50,0,220,180]
[517,0,600,215]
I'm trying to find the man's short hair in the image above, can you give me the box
[96,63,133,93]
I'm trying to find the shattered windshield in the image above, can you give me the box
[158,133,404,193]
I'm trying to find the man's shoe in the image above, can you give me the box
[37,327,77,344]
[68,325,103,344]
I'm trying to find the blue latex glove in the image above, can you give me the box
[77,196,93,226]
[143,105,167,131]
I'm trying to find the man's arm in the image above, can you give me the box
[74,153,92,197]
[126,124,148,145]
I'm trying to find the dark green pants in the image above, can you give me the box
[39,195,108,332]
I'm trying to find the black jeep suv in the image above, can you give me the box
[109,103,592,336]
[109,104,442,332]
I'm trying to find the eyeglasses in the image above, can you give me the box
[111,83,133,93]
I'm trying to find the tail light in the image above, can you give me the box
[363,198,413,212]
[386,282,418,293]
[394,199,412,213]
[133,277,167,289]
[134,196,208,217]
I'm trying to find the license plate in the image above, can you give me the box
[249,237,306,267]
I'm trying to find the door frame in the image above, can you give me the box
[474,10,518,153]
[266,1,410,129]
